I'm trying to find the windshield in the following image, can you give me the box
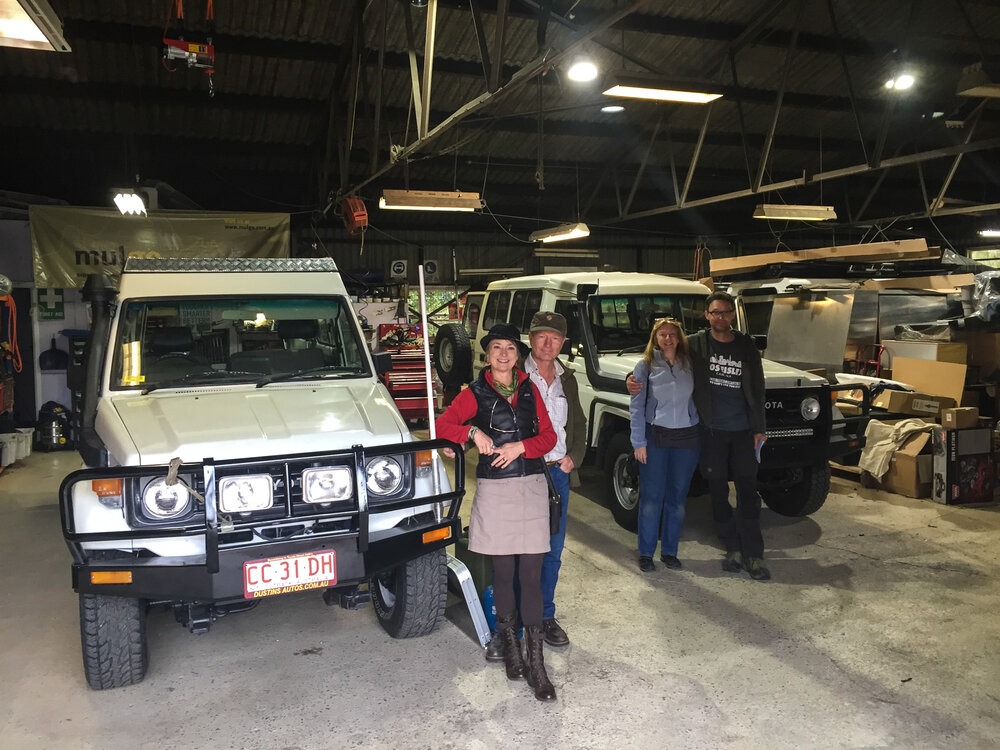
[587,294,709,352]
[111,295,370,391]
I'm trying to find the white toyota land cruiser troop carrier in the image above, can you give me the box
[434,271,865,529]
[61,257,464,690]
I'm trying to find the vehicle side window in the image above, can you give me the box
[482,291,510,331]
[509,289,542,332]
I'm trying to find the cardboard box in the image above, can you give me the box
[941,407,980,430]
[881,340,967,366]
[931,427,995,505]
[891,357,967,406]
[878,431,933,498]
[872,389,957,417]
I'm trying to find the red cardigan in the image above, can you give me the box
[435,368,557,458]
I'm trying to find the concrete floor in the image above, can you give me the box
[1,449,998,750]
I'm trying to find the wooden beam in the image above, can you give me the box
[709,238,936,277]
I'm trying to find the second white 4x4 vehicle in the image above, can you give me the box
[434,271,865,529]
[61,257,463,690]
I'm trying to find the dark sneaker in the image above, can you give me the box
[722,550,743,573]
[485,633,505,662]
[659,554,683,570]
[745,557,771,581]
[638,556,655,572]
[542,618,569,647]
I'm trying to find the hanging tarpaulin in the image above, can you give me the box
[30,206,290,288]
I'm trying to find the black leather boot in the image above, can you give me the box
[497,614,524,680]
[524,625,557,702]
[484,631,505,662]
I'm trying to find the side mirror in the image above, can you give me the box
[751,334,767,351]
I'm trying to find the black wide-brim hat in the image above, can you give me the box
[480,323,529,358]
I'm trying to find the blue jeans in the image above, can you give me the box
[637,426,700,558]
[541,465,570,620]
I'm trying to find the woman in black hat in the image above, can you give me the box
[435,323,558,701]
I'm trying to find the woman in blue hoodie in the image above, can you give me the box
[629,317,700,572]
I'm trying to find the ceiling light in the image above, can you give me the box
[753,204,837,221]
[529,222,590,244]
[957,63,1000,98]
[379,189,483,212]
[0,0,71,52]
[884,73,914,90]
[602,74,722,104]
[113,192,148,216]
[534,248,600,259]
[979,229,1000,238]
[601,104,625,113]
[567,59,598,82]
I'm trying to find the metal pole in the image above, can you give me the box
[417,263,443,521]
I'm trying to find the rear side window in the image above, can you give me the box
[482,291,511,331]
[509,289,542,332]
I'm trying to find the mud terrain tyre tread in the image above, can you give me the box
[372,548,448,639]
[79,593,148,690]
[434,323,473,388]
[760,464,831,517]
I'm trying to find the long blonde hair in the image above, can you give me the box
[642,317,690,370]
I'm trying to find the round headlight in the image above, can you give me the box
[142,478,192,519]
[800,396,821,421]
[366,457,403,496]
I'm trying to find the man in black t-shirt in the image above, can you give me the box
[687,291,770,580]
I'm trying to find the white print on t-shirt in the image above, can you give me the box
[709,351,743,389]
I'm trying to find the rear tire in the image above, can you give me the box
[759,464,831,516]
[434,323,473,389]
[605,432,639,531]
[372,548,448,638]
[79,593,148,690]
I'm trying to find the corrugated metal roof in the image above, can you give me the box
[0,0,997,246]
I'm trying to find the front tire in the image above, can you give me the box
[372,548,448,638]
[759,464,831,516]
[79,593,148,690]
[605,432,639,531]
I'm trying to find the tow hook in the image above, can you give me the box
[324,585,370,610]
[174,603,215,634]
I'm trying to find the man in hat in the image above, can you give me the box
[524,311,586,646]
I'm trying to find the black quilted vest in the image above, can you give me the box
[469,370,545,480]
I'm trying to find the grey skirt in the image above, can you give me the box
[468,474,551,555]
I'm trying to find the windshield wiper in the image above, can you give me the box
[140,370,256,395]
[616,344,646,356]
[255,365,366,388]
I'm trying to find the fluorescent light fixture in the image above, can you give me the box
[529,222,590,244]
[0,0,71,52]
[602,74,722,104]
[979,229,1000,238]
[534,248,600,259]
[567,59,598,82]
[753,204,837,222]
[957,63,1000,98]
[379,189,483,212]
[601,104,625,113]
